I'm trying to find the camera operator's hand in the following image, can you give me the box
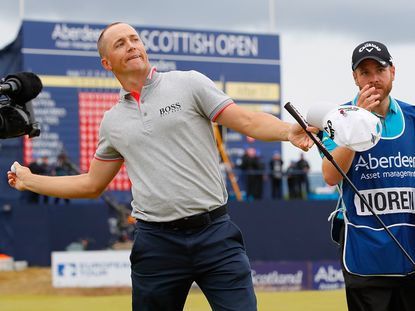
[7,161,31,191]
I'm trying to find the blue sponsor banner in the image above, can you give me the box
[251,261,308,290]
[250,260,344,291]
[22,21,279,59]
[312,261,345,290]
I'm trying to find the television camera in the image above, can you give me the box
[0,72,42,139]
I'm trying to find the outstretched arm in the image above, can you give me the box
[8,158,123,199]
[215,103,316,151]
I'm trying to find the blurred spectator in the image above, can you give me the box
[52,152,74,204]
[269,152,283,199]
[26,156,51,203]
[286,160,301,199]
[65,238,91,251]
[296,154,310,199]
[239,147,264,200]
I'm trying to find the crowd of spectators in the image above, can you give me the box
[238,148,311,201]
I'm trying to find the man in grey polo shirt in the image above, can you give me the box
[8,22,315,311]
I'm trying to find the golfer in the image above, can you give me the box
[8,22,315,311]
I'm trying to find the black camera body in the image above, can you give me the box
[0,72,42,139]
[0,96,40,139]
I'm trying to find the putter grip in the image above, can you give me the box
[284,102,308,130]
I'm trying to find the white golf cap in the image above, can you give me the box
[307,105,382,152]
[306,102,338,129]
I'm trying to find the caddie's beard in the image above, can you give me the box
[379,81,393,103]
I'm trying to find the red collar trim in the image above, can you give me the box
[128,66,156,105]
[130,91,140,103]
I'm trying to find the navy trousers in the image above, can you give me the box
[130,214,257,311]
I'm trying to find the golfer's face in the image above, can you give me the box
[102,23,149,75]
[353,59,395,102]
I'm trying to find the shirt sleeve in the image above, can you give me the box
[187,70,234,121]
[94,114,124,161]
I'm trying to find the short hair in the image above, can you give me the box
[97,22,123,58]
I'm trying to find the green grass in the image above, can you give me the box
[0,290,347,311]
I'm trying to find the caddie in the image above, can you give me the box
[320,41,415,311]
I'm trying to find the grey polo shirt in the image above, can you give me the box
[95,69,232,222]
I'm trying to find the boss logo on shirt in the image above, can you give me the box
[159,102,182,117]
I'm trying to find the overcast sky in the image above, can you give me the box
[1,0,415,172]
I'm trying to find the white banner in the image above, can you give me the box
[51,250,131,288]
[354,187,415,216]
